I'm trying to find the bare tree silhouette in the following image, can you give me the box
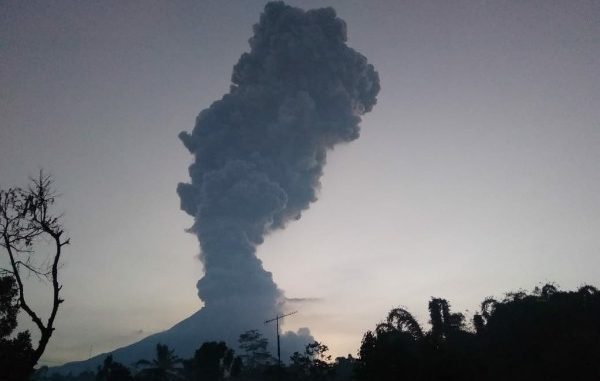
[0,172,69,375]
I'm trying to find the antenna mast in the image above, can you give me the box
[265,311,297,367]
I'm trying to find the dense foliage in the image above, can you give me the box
[0,275,34,381]
[356,284,600,381]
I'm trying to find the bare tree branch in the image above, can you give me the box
[0,171,69,373]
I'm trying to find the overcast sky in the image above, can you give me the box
[1,0,599,366]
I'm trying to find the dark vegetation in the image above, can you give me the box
[19,283,600,381]
[355,284,600,381]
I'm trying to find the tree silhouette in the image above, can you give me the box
[0,172,68,376]
[428,298,465,342]
[289,341,334,381]
[96,355,132,381]
[135,344,182,381]
[355,307,424,381]
[331,355,355,381]
[424,298,478,380]
[0,275,34,381]
[475,284,600,380]
[357,300,479,380]
[238,330,273,371]
[357,284,600,381]
[181,341,234,381]
[377,307,424,340]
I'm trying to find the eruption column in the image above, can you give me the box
[178,1,380,329]
[52,3,380,373]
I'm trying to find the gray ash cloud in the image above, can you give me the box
[178,0,379,322]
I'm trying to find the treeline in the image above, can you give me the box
[20,284,600,380]
[33,333,348,381]
[355,284,600,381]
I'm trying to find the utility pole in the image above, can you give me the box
[265,311,297,367]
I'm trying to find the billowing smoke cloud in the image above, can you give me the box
[52,3,380,374]
[178,1,379,325]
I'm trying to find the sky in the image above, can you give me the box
[1,0,599,367]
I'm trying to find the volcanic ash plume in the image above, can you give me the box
[177,1,380,325]
[53,3,380,373]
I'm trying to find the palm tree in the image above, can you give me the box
[135,344,182,381]
[376,307,424,340]
[356,307,425,381]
